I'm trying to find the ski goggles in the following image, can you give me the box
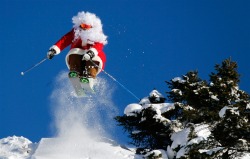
[80,23,92,30]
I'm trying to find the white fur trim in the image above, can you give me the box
[50,45,61,55]
[89,48,98,56]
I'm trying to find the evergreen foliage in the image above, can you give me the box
[115,106,172,150]
[115,58,250,158]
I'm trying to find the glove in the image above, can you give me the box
[47,48,56,60]
[83,50,95,61]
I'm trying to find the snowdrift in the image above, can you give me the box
[32,137,137,159]
[0,136,140,159]
[0,136,34,159]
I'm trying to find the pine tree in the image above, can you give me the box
[115,90,173,152]
[167,58,250,158]
[166,71,214,124]
[209,58,250,158]
[115,58,250,158]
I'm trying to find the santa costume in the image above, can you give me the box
[47,11,108,79]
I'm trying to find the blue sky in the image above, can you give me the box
[1,0,250,144]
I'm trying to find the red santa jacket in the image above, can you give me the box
[52,29,106,68]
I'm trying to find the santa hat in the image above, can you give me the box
[72,11,108,45]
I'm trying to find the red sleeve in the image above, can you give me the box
[93,42,106,68]
[54,29,74,51]
[92,42,104,54]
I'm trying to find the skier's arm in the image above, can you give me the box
[93,42,106,68]
[83,42,104,61]
[90,42,104,56]
[49,29,75,55]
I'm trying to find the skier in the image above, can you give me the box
[47,11,108,82]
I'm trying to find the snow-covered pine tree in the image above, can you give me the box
[115,90,173,153]
[209,58,250,158]
[166,71,215,124]
[167,58,250,158]
[115,58,250,158]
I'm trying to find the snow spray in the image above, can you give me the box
[47,71,120,158]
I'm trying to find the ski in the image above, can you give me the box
[69,76,86,97]
[68,71,95,97]
[80,77,95,94]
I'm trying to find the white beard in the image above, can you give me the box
[73,27,107,46]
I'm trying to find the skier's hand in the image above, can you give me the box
[47,48,56,60]
[83,50,95,61]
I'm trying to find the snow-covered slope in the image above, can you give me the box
[0,136,141,159]
[0,136,35,159]
[32,137,138,159]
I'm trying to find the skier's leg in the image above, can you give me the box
[68,54,85,77]
[84,55,103,79]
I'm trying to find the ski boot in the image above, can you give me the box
[79,77,89,83]
[79,67,95,84]
[68,71,79,78]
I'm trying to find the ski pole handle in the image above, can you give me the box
[47,48,57,60]
[21,57,48,76]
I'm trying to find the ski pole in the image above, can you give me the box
[21,57,48,76]
[89,59,140,101]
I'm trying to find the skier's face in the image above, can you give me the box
[80,23,92,30]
